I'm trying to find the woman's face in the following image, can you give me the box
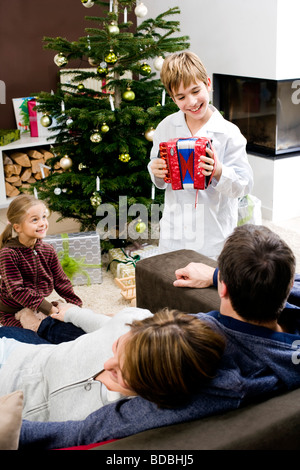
[102,332,134,395]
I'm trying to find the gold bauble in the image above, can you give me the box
[122,88,135,101]
[108,22,120,35]
[135,219,147,233]
[40,114,52,127]
[101,123,110,133]
[54,53,68,67]
[90,131,102,143]
[97,65,108,77]
[119,153,131,162]
[90,191,102,208]
[60,155,73,170]
[105,51,118,64]
[145,127,155,141]
[140,62,151,76]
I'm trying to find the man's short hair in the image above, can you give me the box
[218,224,295,323]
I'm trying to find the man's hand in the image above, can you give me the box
[173,262,215,288]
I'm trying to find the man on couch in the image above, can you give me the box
[18,224,300,449]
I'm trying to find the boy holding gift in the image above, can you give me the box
[149,51,253,258]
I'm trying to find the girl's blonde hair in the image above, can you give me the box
[0,194,46,248]
[160,51,209,98]
[122,308,225,409]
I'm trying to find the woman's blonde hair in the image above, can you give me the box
[160,51,209,98]
[122,308,225,409]
[0,194,46,248]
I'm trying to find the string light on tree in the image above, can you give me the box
[54,53,68,67]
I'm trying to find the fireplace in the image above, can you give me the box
[213,74,300,156]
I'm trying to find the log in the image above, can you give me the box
[27,149,43,159]
[31,158,45,173]
[10,152,31,167]
[39,148,54,160]
[5,175,20,183]
[5,182,20,197]
[20,168,33,182]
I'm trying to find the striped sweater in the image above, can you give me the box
[0,237,82,326]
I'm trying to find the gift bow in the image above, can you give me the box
[58,233,101,285]
[107,248,140,272]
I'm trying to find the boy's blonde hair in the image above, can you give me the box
[160,51,209,98]
[0,194,47,248]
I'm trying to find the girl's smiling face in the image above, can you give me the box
[172,78,213,132]
[13,203,49,247]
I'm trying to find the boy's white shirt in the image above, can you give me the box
[148,106,253,259]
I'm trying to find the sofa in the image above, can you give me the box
[94,249,300,451]
[2,249,300,450]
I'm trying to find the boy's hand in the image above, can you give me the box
[150,158,168,179]
[202,145,222,181]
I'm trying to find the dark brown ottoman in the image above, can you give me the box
[136,249,220,314]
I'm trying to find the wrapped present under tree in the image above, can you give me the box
[45,231,102,286]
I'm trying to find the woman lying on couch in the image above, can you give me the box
[0,305,225,423]
[16,224,300,450]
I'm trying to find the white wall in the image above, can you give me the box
[141,0,300,80]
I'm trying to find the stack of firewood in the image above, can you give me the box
[3,148,57,197]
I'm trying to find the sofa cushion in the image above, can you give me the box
[136,249,219,314]
[0,390,23,450]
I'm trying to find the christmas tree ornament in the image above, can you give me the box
[88,57,99,66]
[153,56,164,71]
[97,65,108,77]
[135,219,147,233]
[105,50,118,64]
[77,83,85,91]
[140,62,152,76]
[119,153,131,162]
[90,191,102,208]
[66,117,73,126]
[101,123,110,133]
[54,53,68,67]
[54,187,62,195]
[145,127,155,141]
[108,22,120,36]
[81,0,94,7]
[40,114,52,127]
[60,155,73,170]
[134,2,148,17]
[122,87,135,101]
[78,163,87,171]
[90,130,102,143]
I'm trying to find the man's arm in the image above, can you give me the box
[173,263,218,289]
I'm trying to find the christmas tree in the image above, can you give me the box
[33,0,189,245]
